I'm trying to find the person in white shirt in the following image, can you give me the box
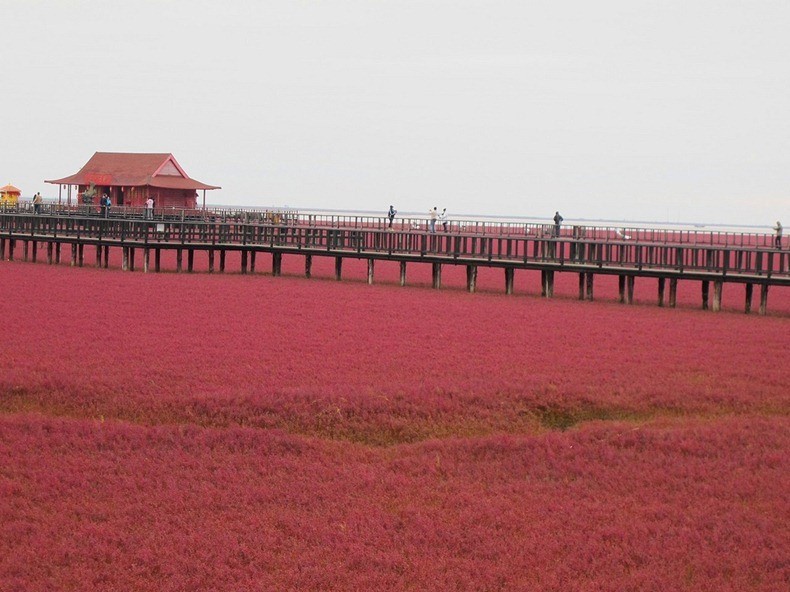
[429,207,438,234]
[774,221,783,249]
[438,208,448,232]
[145,197,154,219]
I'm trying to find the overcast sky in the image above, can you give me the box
[2,0,788,226]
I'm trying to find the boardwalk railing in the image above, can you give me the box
[2,214,788,281]
[2,211,787,314]
[4,201,782,249]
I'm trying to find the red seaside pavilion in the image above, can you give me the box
[46,152,220,209]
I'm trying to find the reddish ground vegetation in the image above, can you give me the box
[0,260,788,590]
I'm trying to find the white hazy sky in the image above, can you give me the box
[2,0,788,226]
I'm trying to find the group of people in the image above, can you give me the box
[100,193,112,217]
[385,208,782,248]
[427,207,449,233]
[387,205,564,236]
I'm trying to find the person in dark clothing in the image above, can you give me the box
[387,205,397,229]
[553,211,563,237]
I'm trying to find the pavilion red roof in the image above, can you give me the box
[0,184,21,194]
[45,152,220,190]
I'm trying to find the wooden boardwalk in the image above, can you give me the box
[1,210,788,315]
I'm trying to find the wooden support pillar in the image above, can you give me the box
[744,283,753,314]
[335,256,343,281]
[96,245,102,267]
[23,241,29,262]
[0,238,5,260]
[250,251,256,273]
[303,254,310,278]
[31,241,38,263]
[712,280,722,312]
[657,277,666,307]
[56,243,62,264]
[542,270,554,298]
[240,250,248,274]
[176,249,183,272]
[578,273,585,300]
[367,259,374,285]
[144,248,150,273]
[70,243,77,267]
[618,275,626,303]
[626,275,635,304]
[47,242,53,264]
[466,265,477,293]
[669,278,678,308]
[586,272,594,301]
[128,247,135,271]
[432,262,442,289]
[188,249,194,273]
[208,250,215,273]
[155,249,161,272]
[78,244,84,267]
[271,252,282,276]
[122,247,129,271]
[220,250,226,273]
[103,246,109,268]
[701,280,710,311]
[504,267,514,295]
[6,239,13,261]
[759,284,769,316]
[399,261,407,287]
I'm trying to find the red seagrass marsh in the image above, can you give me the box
[1,259,788,591]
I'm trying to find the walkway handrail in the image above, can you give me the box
[1,201,783,250]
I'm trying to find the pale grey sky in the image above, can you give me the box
[2,0,788,225]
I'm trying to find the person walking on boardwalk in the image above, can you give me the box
[146,197,154,220]
[387,205,397,229]
[774,221,783,249]
[33,192,43,214]
[439,208,448,232]
[429,207,438,233]
[553,211,563,237]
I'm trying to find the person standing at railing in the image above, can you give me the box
[145,197,154,220]
[33,192,43,214]
[429,207,438,233]
[553,211,563,237]
[774,221,783,249]
[387,205,397,230]
[439,208,448,232]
